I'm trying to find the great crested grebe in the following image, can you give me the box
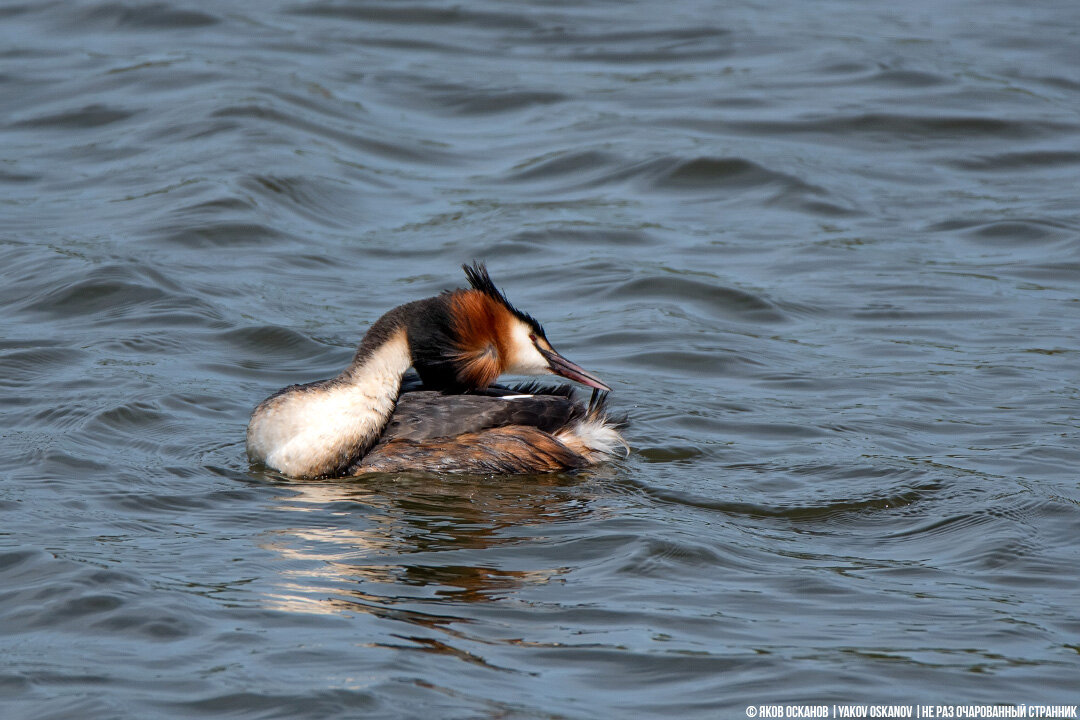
[246,263,626,478]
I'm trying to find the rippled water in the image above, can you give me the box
[3,0,1079,717]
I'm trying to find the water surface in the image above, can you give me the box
[2,0,1079,717]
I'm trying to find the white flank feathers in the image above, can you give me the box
[246,330,411,477]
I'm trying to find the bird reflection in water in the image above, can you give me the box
[258,471,604,618]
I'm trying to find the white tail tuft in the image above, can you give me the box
[555,414,629,465]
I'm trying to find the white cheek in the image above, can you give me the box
[505,325,551,375]
[512,345,550,375]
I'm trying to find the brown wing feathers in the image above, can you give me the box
[354,426,587,474]
[378,391,581,443]
[348,385,618,475]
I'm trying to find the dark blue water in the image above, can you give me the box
[2,0,1079,717]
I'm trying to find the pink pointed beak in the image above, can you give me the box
[538,348,611,392]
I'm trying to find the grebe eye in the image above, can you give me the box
[529,333,537,342]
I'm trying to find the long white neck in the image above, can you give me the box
[246,328,412,478]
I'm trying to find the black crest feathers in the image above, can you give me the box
[462,262,546,338]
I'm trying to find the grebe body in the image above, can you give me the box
[246,264,626,478]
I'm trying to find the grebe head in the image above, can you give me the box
[406,262,611,392]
